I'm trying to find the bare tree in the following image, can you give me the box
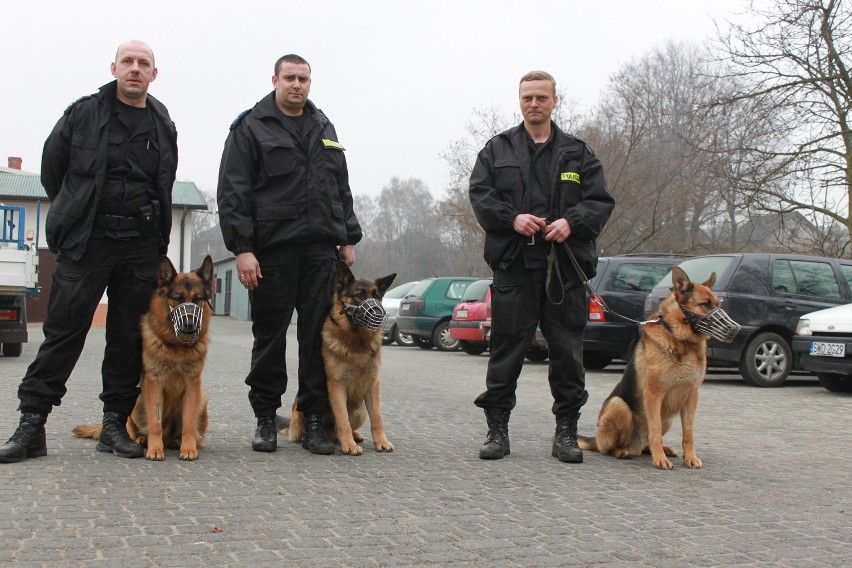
[713,0,852,255]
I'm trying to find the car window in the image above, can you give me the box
[406,280,433,298]
[383,282,418,299]
[461,279,491,301]
[840,264,852,293]
[446,280,473,301]
[772,260,841,299]
[661,256,735,288]
[609,263,675,293]
[589,259,608,289]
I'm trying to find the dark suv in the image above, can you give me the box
[644,253,852,387]
[397,277,481,351]
[584,254,690,369]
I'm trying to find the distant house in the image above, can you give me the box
[0,157,208,323]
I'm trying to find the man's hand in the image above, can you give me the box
[513,214,547,237]
[544,218,571,243]
[236,252,261,290]
[339,245,356,267]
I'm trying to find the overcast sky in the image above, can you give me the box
[1,0,752,204]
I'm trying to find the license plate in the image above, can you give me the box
[810,341,845,357]
[456,309,468,319]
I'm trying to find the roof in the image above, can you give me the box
[0,171,208,210]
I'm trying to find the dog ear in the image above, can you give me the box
[671,267,694,296]
[158,255,178,287]
[702,271,717,289]
[336,260,355,288]
[197,255,214,284]
[375,273,397,296]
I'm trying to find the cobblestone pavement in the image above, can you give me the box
[0,316,850,567]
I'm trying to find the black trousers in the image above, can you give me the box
[474,256,589,418]
[246,243,338,417]
[18,236,159,416]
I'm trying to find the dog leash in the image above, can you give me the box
[547,241,657,326]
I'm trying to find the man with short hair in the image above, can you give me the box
[217,54,362,455]
[0,40,179,463]
[469,70,614,463]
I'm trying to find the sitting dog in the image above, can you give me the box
[282,261,396,455]
[73,255,213,461]
[578,266,739,469]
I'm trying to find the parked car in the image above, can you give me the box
[583,254,690,369]
[381,281,419,346]
[397,277,481,351]
[644,253,852,387]
[479,315,549,362]
[792,303,852,393]
[449,278,492,355]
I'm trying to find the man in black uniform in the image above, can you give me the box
[0,40,178,463]
[469,70,614,463]
[217,54,362,455]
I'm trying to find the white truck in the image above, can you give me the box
[0,205,39,357]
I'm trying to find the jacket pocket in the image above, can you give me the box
[68,134,97,174]
[494,158,522,193]
[254,203,298,248]
[262,142,296,177]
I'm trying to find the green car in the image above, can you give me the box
[396,277,482,351]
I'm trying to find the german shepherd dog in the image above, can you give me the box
[578,267,722,470]
[282,261,396,455]
[73,255,213,461]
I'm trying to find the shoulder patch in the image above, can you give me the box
[63,94,93,115]
[321,139,345,151]
[230,109,251,130]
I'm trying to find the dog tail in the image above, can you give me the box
[274,414,290,433]
[577,434,598,452]
[72,423,103,440]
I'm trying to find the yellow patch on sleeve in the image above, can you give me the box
[322,139,345,150]
[560,172,581,184]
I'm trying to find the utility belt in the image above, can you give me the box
[91,201,158,240]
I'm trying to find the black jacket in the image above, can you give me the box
[469,122,615,283]
[41,81,178,261]
[217,93,362,256]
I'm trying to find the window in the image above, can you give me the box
[772,260,840,299]
[446,281,473,301]
[611,263,675,293]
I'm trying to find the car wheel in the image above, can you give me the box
[583,352,612,370]
[413,336,433,350]
[738,332,792,387]
[526,346,549,362]
[816,373,852,393]
[2,343,22,357]
[460,341,488,355]
[432,321,460,351]
[382,332,393,346]
[391,325,415,347]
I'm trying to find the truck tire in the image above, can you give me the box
[2,343,22,357]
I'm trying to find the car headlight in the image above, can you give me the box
[796,318,812,336]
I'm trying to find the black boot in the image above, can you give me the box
[252,416,277,452]
[552,414,583,463]
[301,412,335,455]
[97,412,144,458]
[479,408,510,460]
[0,413,48,463]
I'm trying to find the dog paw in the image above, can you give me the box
[374,439,394,452]
[353,431,365,443]
[612,448,631,459]
[146,447,165,461]
[179,447,199,461]
[684,456,703,469]
[663,445,678,457]
[134,435,148,446]
[340,442,363,455]
[653,456,673,470]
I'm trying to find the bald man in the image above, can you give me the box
[0,40,179,463]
